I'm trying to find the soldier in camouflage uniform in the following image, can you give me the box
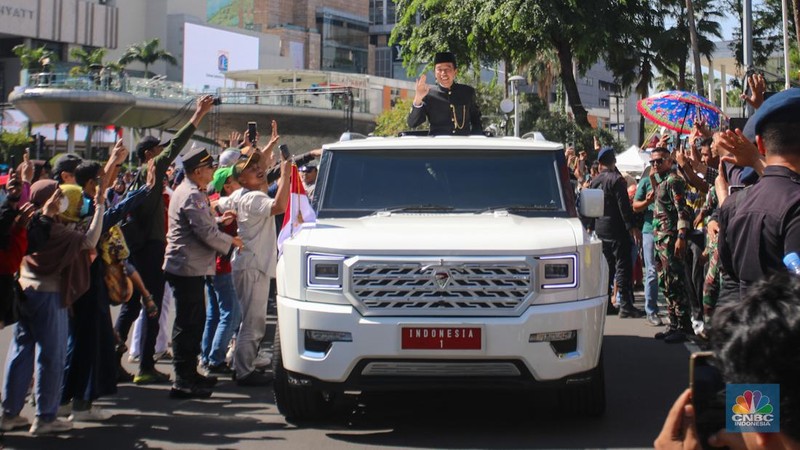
[649,147,693,343]
[701,181,720,324]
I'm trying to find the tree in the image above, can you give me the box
[118,38,177,78]
[392,0,624,129]
[605,0,676,99]
[725,0,797,69]
[374,98,417,136]
[686,0,705,96]
[795,0,800,51]
[12,44,55,71]
[0,130,32,164]
[69,47,107,76]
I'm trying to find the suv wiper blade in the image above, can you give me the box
[477,204,558,214]
[372,204,455,215]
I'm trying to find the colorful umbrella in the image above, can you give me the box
[637,90,726,134]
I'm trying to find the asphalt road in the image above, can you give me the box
[0,296,695,450]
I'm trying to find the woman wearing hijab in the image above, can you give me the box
[0,180,105,435]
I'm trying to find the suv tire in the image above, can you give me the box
[557,354,606,417]
[272,324,335,421]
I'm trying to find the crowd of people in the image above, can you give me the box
[575,76,798,347]
[0,95,321,435]
[0,70,797,446]
[572,77,798,448]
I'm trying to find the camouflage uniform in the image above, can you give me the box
[652,172,693,331]
[702,188,720,315]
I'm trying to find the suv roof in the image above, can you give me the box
[323,136,564,152]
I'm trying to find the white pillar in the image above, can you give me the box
[720,65,727,113]
[66,123,76,154]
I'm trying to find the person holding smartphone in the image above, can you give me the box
[215,151,291,386]
[655,272,800,449]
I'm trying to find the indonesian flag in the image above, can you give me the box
[277,164,317,255]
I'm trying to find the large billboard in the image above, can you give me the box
[207,0,254,29]
[183,22,259,91]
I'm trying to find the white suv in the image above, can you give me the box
[274,136,608,420]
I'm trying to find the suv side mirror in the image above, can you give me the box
[578,188,604,218]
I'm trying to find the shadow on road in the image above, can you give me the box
[1,383,288,450]
[316,334,690,449]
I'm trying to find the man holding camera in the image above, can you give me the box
[116,94,217,385]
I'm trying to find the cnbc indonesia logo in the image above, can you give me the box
[727,385,780,432]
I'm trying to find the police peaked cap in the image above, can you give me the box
[742,87,800,141]
[434,52,457,67]
[597,146,616,163]
[183,145,216,171]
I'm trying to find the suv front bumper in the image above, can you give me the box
[277,295,605,389]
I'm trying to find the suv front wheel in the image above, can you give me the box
[272,324,336,422]
[556,354,606,417]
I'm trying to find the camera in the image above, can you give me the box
[212,96,222,106]
[690,352,726,449]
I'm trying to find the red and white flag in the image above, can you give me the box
[277,164,317,254]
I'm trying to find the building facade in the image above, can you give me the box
[0,0,119,99]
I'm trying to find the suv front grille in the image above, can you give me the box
[348,258,533,316]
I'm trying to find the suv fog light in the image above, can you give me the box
[304,330,353,353]
[529,330,579,356]
[529,330,576,342]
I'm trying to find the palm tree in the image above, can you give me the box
[118,38,177,79]
[69,47,107,76]
[12,44,54,71]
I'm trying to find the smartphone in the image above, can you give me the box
[10,154,16,171]
[279,144,291,161]
[247,122,257,144]
[690,352,727,449]
[728,185,745,195]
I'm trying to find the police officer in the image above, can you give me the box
[719,88,800,301]
[589,147,644,318]
[163,145,243,399]
[650,146,693,343]
[407,52,482,136]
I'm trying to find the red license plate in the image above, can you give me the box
[401,327,482,350]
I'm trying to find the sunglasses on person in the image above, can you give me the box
[650,158,666,165]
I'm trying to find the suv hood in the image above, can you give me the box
[292,215,581,254]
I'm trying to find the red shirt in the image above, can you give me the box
[0,225,27,276]
[210,192,237,274]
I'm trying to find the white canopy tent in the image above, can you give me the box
[615,145,651,176]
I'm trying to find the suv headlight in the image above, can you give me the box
[307,254,345,289]
[537,254,577,289]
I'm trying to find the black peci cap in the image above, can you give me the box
[433,52,457,67]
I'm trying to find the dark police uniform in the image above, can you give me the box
[720,87,800,302]
[719,166,800,298]
[163,146,234,397]
[407,82,482,136]
[588,150,638,315]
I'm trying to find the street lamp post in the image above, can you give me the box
[508,75,525,137]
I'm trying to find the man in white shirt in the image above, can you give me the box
[217,151,290,386]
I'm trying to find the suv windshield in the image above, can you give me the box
[317,149,568,218]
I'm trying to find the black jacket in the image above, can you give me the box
[407,83,482,136]
[719,165,800,291]
[588,168,635,239]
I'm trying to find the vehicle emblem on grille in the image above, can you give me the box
[433,268,451,289]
